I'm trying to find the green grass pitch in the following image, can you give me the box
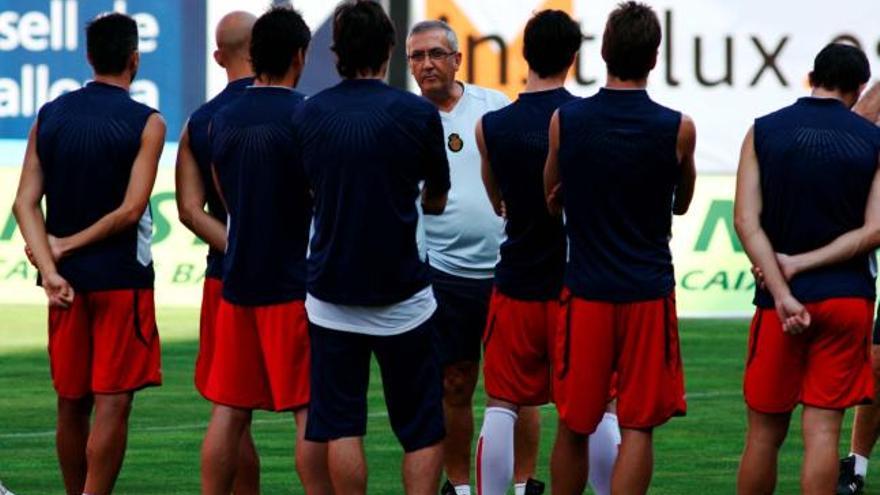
[0,305,867,493]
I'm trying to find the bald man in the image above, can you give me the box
[175,11,260,494]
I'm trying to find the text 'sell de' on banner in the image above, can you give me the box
[0,167,765,316]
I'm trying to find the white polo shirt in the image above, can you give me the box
[422,82,509,279]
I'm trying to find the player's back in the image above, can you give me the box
[754,97,880,307]
[295,79,448,306]
[211,86,310,306]
[188,77,253,278]
[558,88,681,302]
[37,81,157,291]
[483,88,577,300]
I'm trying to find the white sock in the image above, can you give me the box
[454,485,471,495]
[851,452,869,478]
[588,413,621,495]
[513,482,526,495]
[476,407,517,495]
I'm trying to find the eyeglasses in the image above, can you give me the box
[407,49,458,63]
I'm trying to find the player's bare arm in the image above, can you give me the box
[734,126,811,333]
[12,122,74,308]
[175,124,227,252]
[854,81,880,123]
[777,153,880,280]
[476,117,504,217]
[51,113,166,258]
[543,110,562,216]
[673,114,697,215]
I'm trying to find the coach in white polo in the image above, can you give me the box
[407,20,538,495]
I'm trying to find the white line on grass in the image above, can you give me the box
[0,390,740,440]
[0,410,394,440]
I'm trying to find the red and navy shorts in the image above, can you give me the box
[744,298,874,413]
[202,298,310,412]
[482,289,559,405]
[194,277,222,396]
[48,288,162,399]
[553,288,686,434]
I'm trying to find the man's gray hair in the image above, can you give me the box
[408,20,459,52]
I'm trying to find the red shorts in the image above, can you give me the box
[553,289,686,434]
[482,289,559,405]
[202,298,310,411]
[48,289,162,399]
[194,277,223,396]
[744,298,874,413]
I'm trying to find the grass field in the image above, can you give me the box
[0,304,869,494]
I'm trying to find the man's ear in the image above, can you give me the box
[214,49,225,69]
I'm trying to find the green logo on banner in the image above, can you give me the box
[694,200,743,253]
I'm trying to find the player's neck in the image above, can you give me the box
[352,61,389,81]
[253,64,302,89]
[92,73,132,91]
[810,87,848,104]
[523,70,566,93]
[254,76,295,88]
[605,73,648,90]
[425,81,463,113]
[225,63,253,84]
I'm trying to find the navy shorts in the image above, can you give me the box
[430,267,494,366]
[305,317,445,452]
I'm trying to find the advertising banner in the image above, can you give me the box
[0,0,206,139]
[409,0,880,172]
[2,0,877,316]
[0,157,758,315]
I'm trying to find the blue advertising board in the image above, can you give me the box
[0,0,205,139]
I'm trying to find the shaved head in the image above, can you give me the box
[215,11,256,55]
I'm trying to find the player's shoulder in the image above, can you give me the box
[639,92,682,121]
[298,83,343,113]
[38,86,87,117]
[849,116,880,148]
[190,94,222,125]
[481,98,518,128]
[557,92,592,117]
[465,83,510,110]
[754,101,800,129]
[378,86,438,122]
[120,92,159,121]
[751,104,793,151]
[400,88,438,114]
[844,107,880,138]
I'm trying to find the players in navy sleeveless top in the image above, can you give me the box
[198,8,329,494]
[736,43,880,495]
[546,6,694,493]
[37,81,158,291]
[558,88,682,302]
[187,76,254,279]
[753,96,880,308]
[294,78,450,306]
[482,88,577,300]
[14,13,166,493]
[211,87,311,305]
